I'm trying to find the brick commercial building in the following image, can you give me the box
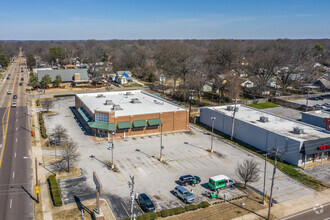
[75,90,189,138]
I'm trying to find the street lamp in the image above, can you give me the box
[189,91,194,120]
[110,131,115,169]
[210,117,216,153]
[159,123,164,162]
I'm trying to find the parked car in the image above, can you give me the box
[21,77,24,81]
[137,193,155,212]
[11,102,17,107]
[7,77,10,80]
[19,82,23,86]
[179,175,201,186]
[173,186,195,204]
[13,95,17,99]
[7,90,12,94]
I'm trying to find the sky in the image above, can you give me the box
[0,0,329,40]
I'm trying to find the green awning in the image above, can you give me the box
[148,118,162,126]
[133,120,147,128]
[117,121,132,130]
[88,121,116,130]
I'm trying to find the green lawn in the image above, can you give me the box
[248,101,279,109]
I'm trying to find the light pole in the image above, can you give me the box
[189,91,193,120]
[210,117,216,153]
[110,131,115,169]
[230,98,239,141]
[159,123,164,162]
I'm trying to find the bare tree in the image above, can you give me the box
[42,98,53,112]
[51,124,68,146]
[61,139,80,172]
[236,159,260,188]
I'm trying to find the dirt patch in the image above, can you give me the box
[165,188,270,220]
[52,205,96,220]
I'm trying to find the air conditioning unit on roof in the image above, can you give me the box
[260,116,269,122]
[226,106,234,111]
[113,105,122,110]
[293,127,304,134]
[104,100,113,105]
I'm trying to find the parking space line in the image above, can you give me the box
[175,160,189,170]
[184,159,199,168]
[159,195,172,209]
[121,202,130,218]
[122,159,137,176]
[176,199,186,207]
[141,156,161,175]
[195,158,209,167]
[135,200,144,214]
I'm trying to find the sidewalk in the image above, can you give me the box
[232,188,330,220]
[31,99,53,220]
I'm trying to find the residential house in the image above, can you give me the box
[313,79,330,92]
[64,64,77,69]
[240,80,254,88]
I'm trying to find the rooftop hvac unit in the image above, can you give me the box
[293,127,304,134]
[226,106,234,111]
[125,92,132,95]
[131,98,140,104]
[113,105,122,110]
[96,94,105,98]
[260,116,269,122]
[104,100,113,105]
[154,100,164,105]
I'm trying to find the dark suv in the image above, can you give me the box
[179,175,201,186]
[137,193,155,212]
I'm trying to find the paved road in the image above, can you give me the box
[0,51,34,220]
[281,202,330,220]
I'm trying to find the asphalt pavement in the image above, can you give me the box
[0,54,34,220]
[281,202,330,220]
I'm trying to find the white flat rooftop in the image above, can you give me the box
[207,105,330,141]
[302,110,330,118]
[77,90,186,117]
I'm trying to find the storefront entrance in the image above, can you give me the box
[301,138,330,168]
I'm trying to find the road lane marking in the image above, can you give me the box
[16,127,18,131]
[14,152,16,158]
[10,198,12,208]
[0,64,18,168]
[16,138,17,142]
[13,172,15,178]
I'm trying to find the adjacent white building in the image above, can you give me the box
[200,105,330,167]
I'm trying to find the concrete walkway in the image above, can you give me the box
[31,99,53,220]
[232,188,330,220]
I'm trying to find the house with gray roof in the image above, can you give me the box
[37,69,89,85]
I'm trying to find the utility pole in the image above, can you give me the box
[110,131,115,169]
[262,153,268,205]
[230,98,239,141]
[159,123,164,161]
[128,175,135,220]
[267,148,284,220]
[210,117,216,153]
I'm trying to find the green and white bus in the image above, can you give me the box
[208,175,235,191]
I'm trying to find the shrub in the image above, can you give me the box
[149,212,158,219]
[161,209,169,217]
[136,216,144,220]
[48,175,62,206]
[185,204,198,211]
[143,213,150,220]
[155,212,161,217]
[168,209,174,216]
[200,201,210,208]
[53,94,75,98]
[173,207,185,215]
[38,113,48,138]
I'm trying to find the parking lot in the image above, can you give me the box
[292,95,330,109]
[43,97,315,219]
